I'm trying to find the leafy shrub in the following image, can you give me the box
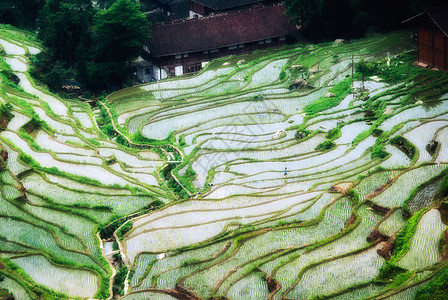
[416,265,448,300]
[326,128,341,140]
[376,260,407,281]
[29,53,73,91]
[439,173,448,198]
[116,135,129,147]
[371,143,389,159]
[315,140,335,151]
[99,215,123,239]
[347,188,359,206]
[393,209,426,259]
[279,70,287,80]
[116,221,133,240]
[376,209,426,282]
[295,129,310,140]
[390,136,416,159]
[147,200,164,210]
[113,265,128,296]
[372,128,383,137]
[112,241,119,251]
[355,58,376,82]
[0,103,13,122]
[101,124,117,138]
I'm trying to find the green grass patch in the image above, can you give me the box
[303,78,352,116]
[376,209,427,281]
[315,140,336,151]
[415,265,448,300]
[113,265,128,296]
[326,127,341,140]
[116,221,133,241]
[390,135,416,160]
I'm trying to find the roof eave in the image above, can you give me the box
[401,11,425,24]
[427,11,448,37]
[150,33,296,58]
[402,10,448,38]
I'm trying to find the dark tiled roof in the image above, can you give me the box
[427,5,448,37]
[192,0,263,10]
[402,4,448,37]
[148,5,297,57]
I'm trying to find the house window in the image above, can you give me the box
[265,39,272,44]
[210,49,219,53]
[203,50,209,54]
[228,45,237,50]
[144,68,151,75]
[258,40,264,45]
[279,36,286,41]
[168,67,176,77]
[183,53,189,58]
[175,54,182,59]
[238,44,244,48]
[187,63,202,73]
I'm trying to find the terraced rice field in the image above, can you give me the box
[0,26,448,299]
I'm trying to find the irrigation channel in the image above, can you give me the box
[0,26,448,299]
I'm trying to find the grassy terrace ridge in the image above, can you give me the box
[1,26,448,300]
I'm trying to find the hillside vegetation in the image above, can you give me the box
[0,26,448,299]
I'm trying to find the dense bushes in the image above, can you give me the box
[116,221,133,240]
[315,140,335,151]
[99,200,164,239]
[163,162,190,200]
[295,129,310,140]
[439,173,448,198]
[416,265,448,300]
[96,105,118,138]
[99,215,129,239]
[113,265,128,296]
[376,260,407,281]
[29,54,74,92]
[0,103,13,132]
[326,128,341,140]
[371,132,389,159]
[390,136,416,159]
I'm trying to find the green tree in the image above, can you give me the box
[94,0,116,9]
[283,0,324,27]
[355,58,374,90]
[38,0,94,66]
[93,0,149,66]
[42,60,74,91]
[0,0,44,28]
[29,52,74,91]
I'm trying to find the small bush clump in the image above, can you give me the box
[315,140,335,151]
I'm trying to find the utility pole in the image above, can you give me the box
[352,55,354,99]
[317,52,320,71]
[351,55,354,79]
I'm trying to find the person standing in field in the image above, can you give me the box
[284,167,288,178]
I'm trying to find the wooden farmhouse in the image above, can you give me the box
[138,4,297,81]
[403,5,448,71]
